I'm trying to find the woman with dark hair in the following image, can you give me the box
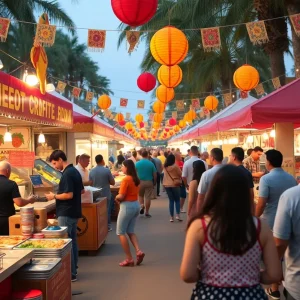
[114,154,125,171]
[163,154,183,222]
[187,160,206,220]
[115,160,145,267]
[180,165,281,299]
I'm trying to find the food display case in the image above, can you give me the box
[9,167,31,198]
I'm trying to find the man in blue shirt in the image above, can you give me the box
[135,150,157,218]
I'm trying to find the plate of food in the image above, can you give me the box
[0,236,28,249]
[15,239,70,250]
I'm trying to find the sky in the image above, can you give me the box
[59,0,152,119]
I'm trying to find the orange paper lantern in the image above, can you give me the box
[125,122,133,131]
[178,120,186,129]
[233,64,259,98]
[187,109,196,120]
[156,85,175,104]
[153,122,161,129]
[153,113,163,123]
[135,114,144,123]
[158,65,183,88]
[150,26,189,66]
[115,113,124,122]
[174,125,180,132]
[98,95,112,109]
[204,95,219,111]
[153,101,166,113]
[183,113,190,123]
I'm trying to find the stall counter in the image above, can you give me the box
[15,200,56,213]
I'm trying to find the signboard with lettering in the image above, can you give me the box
[9,151,35,167]
[0,71,73,128]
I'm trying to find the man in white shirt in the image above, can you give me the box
[197,148,223,211]
[200,151,209,170]
[75,154,92,186]
[182,146,200,189]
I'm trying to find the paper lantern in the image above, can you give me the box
[138,122,145,129]
[98,95,112,109]
[158,65,182,88]
[174,125,180,132]
[135,114,144,123]
[153,101,166,113]
[178,120,186,129]
[169,118,177,126]
[165,128,170,132]
[119,120,126,127]
[153,113,163,123]
[187,109,196,120]
[115,113,124,122]
[153,122,161,129]
[233,64,259,98]
[137,72,156,92]
[111,0,158,27]
[150,26,188,66]
[125,122,133,131]
[204,96,219,111]
[156,85,175,104]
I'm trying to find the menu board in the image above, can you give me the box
[9,151,35,168]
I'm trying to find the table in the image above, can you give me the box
[15,200,56,213]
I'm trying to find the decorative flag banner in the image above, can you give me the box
[289,14,300,37]
[199,110,205,118]
[91,107,96,114]
[0,18,10,42]
[56,81,66,93]
[35,24,56,47]
[149,113,154,121]
[255,83,265,96]
[176,100,185,111]
[126,112,131,119]
[272,77,281,90]
[137,100,145,109]
[192,98,200,109]
[246,21,269,45]
[201,27,221,51]
[172,111,177,119]
[223,93,232,107]
[126,31,140,53]
[86,91,94,102]
[120,98,128,107]
[104,109,112,118]
[203,107,210,116]
[88,29,106,51]
[72,87,81,99]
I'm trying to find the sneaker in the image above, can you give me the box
[71,275,77,282]
[170,218,174,222]
[265,288,280,300]
[140,207,145,215]
[108,227,112,232]
[145,213,152,218]
[180,209,186,213]
[157,194,160,197]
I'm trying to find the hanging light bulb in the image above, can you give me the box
[262,132,269,140]
[270,129,276,138]
[246,135,254,143]
[23,69,39,86]
[0,59,3,70]
[38,132,45,143]
[4,128,12,142]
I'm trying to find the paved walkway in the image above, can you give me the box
[73,192,192,299]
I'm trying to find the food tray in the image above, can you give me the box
[0,236,29,249]
[41,226,68,238]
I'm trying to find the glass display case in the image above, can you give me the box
[34,159,62,186]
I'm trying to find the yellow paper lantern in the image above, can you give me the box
[187,109,197,121]
[233,64,259,97]
[98,95,112,109]
[150,26,189,66]
[125,122,133,131]
[158,65,183,88]
[156,85,175,104]
[174,125,180,132]
[115,113,124,122]
[183,113,190,123]
[153,122,161,129]
[135,114,144,123]
[153,113,163,123]
[204,95,219,111]
[153,101,166,113]
[178,120,186,129]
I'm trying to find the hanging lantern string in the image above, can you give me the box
[10,14,289,33]
[0,49,26,65]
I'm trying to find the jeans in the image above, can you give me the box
[165,187,181,216]
[156,173,161,195]
[58,216,78,277]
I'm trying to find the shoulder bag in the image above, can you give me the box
[165,167,182,187]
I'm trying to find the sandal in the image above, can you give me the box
[170,218,174,222]
[136,251,145,266]
[119,259,134,267]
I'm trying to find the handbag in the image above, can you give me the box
[165,167,182,187]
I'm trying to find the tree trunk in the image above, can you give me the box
[269,50,286,85]
[286,0,300,77]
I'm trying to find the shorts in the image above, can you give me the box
[139,180,154,201]
[116,201,139,235]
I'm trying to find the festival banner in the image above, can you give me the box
[255,83,265,96]
[104,109,112,118]
[223,93,232,107]
[199,110,205,118]
[290,14,300,37]
[172,111,177,119]
[72,87,81,99]
[192,98,200,109]
[85,91,94,102]
[35,24,56,47]
[137,100,145,109]
[125,112,131,119]
[176,100,185,111]
[120,98,128,107]
[246,21,269,45]
[88,29,106,51]
[126,31,140,53]
[0,18,10,42]
[56,81,66,93]
[201,27,221,51]
[272,77,281,90]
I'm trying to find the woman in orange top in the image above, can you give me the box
[115,160,145,267]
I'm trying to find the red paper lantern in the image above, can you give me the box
[111,0,158,27]
[137,72,156,92]
[119,120,126,127]
[169,118,177,126]
[139,121,145,128]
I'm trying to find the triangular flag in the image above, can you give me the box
[72,87,81,99]
[35,24,56,47]
[191,98,200,109]
[176,100,185,111]
[255,83,265,96]
[137,100,145,109]
[126,112,131,119]
[0,18,10,42]
[126,31,140,53]
[272,77,281,90]
[56,81,66,93]
[120,98,128,107]
[86,91,94,102]
[223,93,232,107]
[290,14,300,37]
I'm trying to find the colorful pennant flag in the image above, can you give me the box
[104,109,112,118]
[290,14,300,37]
[120,98,128,107]
[86,91,94,102]
[176,100,185,111]
[203,107,210,116]
[172,111,177,119]
[126,31,140,53]
[88,29,106,51]
[199,110,205,118]
[255,83,265,96]
[35,24,56,47]
[223,93,232,107]
[72,87,81,99]
[149,113,154,121]
[201,27,221,52]
[0,18,10,42]
[56,81,66,93]
[192,98,200,109]
[272,77,281,90]
[125,112,131,119]
[246,21,269,45]
[137,100,145,109]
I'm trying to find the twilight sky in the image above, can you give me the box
[59,0,152,119]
